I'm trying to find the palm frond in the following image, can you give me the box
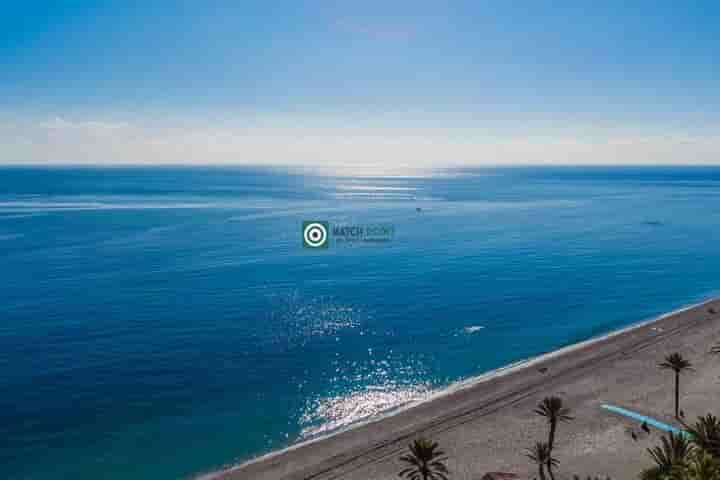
[534,396,574,422]
[398,438,450,480]
[646,432,693,480]
[639,465,662,480]
[687,414,720,458]
[659,353,693,372]
[526,442,558,465]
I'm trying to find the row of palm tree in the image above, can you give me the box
[526,396,574,480]
[641,347,720,480]
[396,340,717,480]
[396,395,575,480]
[641,414,720,480]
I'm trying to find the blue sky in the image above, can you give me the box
[2,1,718,172]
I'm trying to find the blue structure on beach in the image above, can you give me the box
[601,404,688,437]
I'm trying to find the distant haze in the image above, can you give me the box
[2,114,718,175]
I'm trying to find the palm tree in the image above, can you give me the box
[526,442,557,480]
[641,433,693,480]
[659,353,694,419]
[687,414,720,459]
[535,396,574,480]
[683,451,720,480]
[398,438,449,480]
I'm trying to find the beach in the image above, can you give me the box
[215,297,720,480]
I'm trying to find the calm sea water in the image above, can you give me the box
[2,166,720,479]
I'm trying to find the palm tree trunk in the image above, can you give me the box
[548,422,556,451]
[674,371,680,419]
[547,423,557,480]
[538,463,546,480]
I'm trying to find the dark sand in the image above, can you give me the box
[209,298,720,480]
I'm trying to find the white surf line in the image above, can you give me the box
[197,295,717,479]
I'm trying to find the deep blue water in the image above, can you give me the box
[2,166,720,479]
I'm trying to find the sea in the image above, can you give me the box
[2,165,720,479]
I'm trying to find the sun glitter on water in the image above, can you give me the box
[299,383,432,438]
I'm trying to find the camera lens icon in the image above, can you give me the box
[302,221,329,249]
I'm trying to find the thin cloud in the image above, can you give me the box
[2,114,720,175]
[39,117,131,134]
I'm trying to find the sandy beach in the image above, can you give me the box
[213,297,720,480]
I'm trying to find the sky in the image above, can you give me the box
[1,1,719,173]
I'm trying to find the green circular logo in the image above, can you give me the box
[302,221,329,248]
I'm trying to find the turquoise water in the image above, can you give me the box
[2,166,720,479]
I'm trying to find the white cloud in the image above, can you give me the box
[1,114,719,175]
[38,117,132,133]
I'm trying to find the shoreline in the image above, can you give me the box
[203,295,720,480]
